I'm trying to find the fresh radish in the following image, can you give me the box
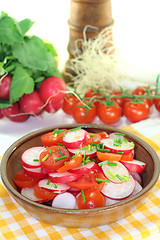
[68,146,97,158]
[68,161,100,174]
[102,161,130,183]
[2,102,19,118]
[0,109,3,119]
[8,108,29,122]
[22,147,46,168]
[38,179,70,193]
[48,172,82,183]
[129,171,142,185]
[19,90,44,115]
[130,180,143,196]
[120,159,146,174]
[101,137,134,155]
[21,187,44,203]
[23,166,47,179]
[62,128,90,149]
[52,192,76,209]
[0,75,12,99]
[101,175,135,200]
[44,98,64,113]
[39,76,66,105]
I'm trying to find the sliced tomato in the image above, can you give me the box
[39,146,70,171]
[57,152,82,173]
[41,129,67,147]
[98,132,109,139]
[34,183,57,201]
[67,171,104,189]
[120,152,133,161]
[14,169,39,188]
[97,151,122,162]
[87,133,101,145]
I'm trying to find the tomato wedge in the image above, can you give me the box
[98,132,109,139]
[34,183,57,201]
[120,152,133,161]
[14,169,39,188]
[41,129,67,147]
[87,133,101,145]
[57,152,82,173]
[39,146,70,171]
[97,151,122,162]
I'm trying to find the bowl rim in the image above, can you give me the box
[1,123,160,214]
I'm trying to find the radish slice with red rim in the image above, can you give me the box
[101,137,134,155]
[48,172,82,183]
[68,161,100,174]
[21,187,45,203]
[38,179,70,193]
[101,161,130,183]
[130,180,143,196]
[129,171,142,185]
[101,175,135,200]
[22,147,46,168]
[23,166,47,179]
[52,192,76,209]
[120,159,146,174]
[62,128,90,149]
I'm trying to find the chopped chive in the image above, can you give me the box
[96,178,110,183]
[99,142,104,149]
[122,175,130,182]
[108,162,117,166]
[64,161,68,164]
[42,154,49,162]
[47,180,51,185]
[69,127,81,131]
[114,133,125,136]
[57,142,63,146]
[107,170,116,178]
[117,151,124,154]
[98,160,109,166]
[130,142,135,147]
[90,134,95,137]
[33,159,39,161]
[49,149,52,155]
[97,148,110,152]
[116,174,122,180]
[122,138,128,143]
[52,128,63,134]
[55,155,67,161]
[52,183,57,188]
[63,132,66,138]
[58,147,63,156]
[113,143,121,147]
[92,138,99,143]
[81,189,86,203]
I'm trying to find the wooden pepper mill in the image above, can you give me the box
[67,0,114,58]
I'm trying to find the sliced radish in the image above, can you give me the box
[120,159,146,174]
[101,175,135,200]
[23,166,47,179]
[48,172,82,183]
[38,179,70,193]
[105,197,121,206]
[21,187,44,203]
[129,171,142,185]
[41,168,57,175]
[101,137,134,155]
[62,128,90,149]
[101,161,130,183]
[68,161,100,174]
[130,180,143,196]
[52,192,76,209]
[22,147,46,168]
[109,133,125,140]
[68,146,97,158]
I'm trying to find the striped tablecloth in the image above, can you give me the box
[0,118,160,240]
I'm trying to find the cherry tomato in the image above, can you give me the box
[154,99,160,112]
[72,100,96,124]
[123,100,150,123]
[97,101,122,124]
[132,86,154,107]
[41,129,68,147]
[77,188,105,209]
[14,169,39,188]
[84,88,105,108]
[62,93,78,115]
[57,152,83,173]
[39,146,70,171]
[110,90,126,108]
[34,183,57,201]
[97,151,122,162]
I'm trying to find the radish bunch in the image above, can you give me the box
[0,76,66,122]
[14,128,146,209]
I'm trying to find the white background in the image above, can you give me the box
[1,0,160,86]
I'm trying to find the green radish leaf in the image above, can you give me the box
[44,42,58,56]
[12,36,57,71]
[0,99,12,109]
[9,65,34,103]
[18,18,34,36]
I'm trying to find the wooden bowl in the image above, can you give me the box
[1,124,160,228]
